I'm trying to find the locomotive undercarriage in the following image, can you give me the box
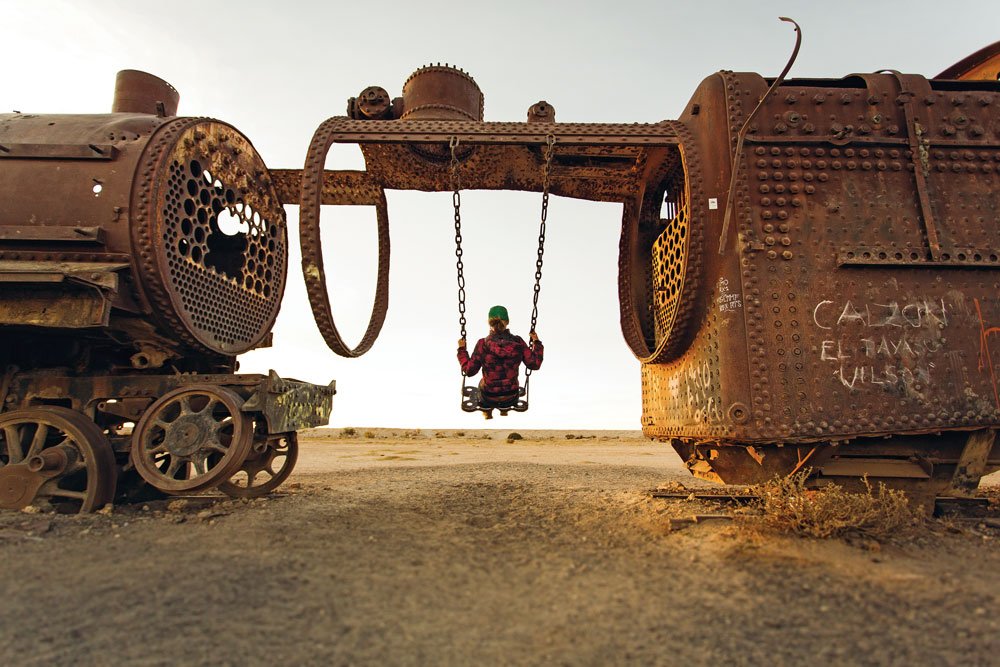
[0,359,333,512]
[668,431,1000,501]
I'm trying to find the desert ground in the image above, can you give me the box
[1,429,999,666]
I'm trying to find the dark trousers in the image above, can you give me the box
[479,382,519,409]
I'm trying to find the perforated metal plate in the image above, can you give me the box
[652,164,690,344]
[132,119,287,355]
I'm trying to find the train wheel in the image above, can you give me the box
[0,407,116,513]
[130,385,253,494]
[218,432,298,499]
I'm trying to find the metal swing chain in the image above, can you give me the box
[451,134,555,395]
[525,134,556,381]
[450,136,467,346]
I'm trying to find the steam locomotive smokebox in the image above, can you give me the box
[0,72,288,364]
[401,65,484,121]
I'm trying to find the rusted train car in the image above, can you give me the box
[0,71,333,512]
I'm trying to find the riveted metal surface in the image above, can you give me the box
[673,71,1000,450]
[402,64,484,121]
[605,68,1000,488]
[269,168,383,206]
[298,118,391,358]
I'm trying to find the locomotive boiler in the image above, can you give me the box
[0,71,333,512]
[276,34,1000,498]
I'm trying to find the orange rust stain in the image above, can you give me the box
[974,298,1000,411]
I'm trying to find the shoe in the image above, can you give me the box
[499,410,509,417]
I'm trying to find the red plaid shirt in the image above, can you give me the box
[458,330,543,395]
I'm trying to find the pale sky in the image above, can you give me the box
[3,1,997,429]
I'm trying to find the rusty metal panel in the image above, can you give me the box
[242,371,337,433]
[0,286,111,327]
[0,260,125,290]
[0,226,105,243]
[626,71,1000,458]
[270,169,383,206]
[0,143,117,160]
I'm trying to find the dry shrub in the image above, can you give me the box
[741,472,924,541]
[339,427,357,438]
[363,431,376,439]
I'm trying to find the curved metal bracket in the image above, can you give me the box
[298,118,391,358]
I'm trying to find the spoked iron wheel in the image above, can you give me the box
[130,385,253,495]
[0,407,116,513]
[218,432,298,499]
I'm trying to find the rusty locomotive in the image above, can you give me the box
[277,33,1000,498]
[3,30,999,511]
[0,71,333,512]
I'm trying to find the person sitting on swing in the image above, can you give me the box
[458,305,543,419]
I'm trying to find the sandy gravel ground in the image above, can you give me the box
[1,430,999,666]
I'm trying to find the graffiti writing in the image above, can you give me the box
[819,337,941,361]
[832,364,931,391]
[715,277,742,313]
[813,298,948,393]
[813,299,947,330]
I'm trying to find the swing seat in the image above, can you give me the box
[461,386,529,413]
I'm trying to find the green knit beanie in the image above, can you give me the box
[488,305,509,322]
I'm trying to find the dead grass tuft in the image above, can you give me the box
[738,473,925,541]
[339,427,357,438]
